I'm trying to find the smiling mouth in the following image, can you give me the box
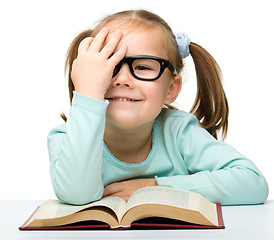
[106,97,141,102]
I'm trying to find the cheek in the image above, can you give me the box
[142,81,168,105]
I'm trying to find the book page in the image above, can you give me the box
[30,197,126,221]
[124,186,200,214]
[124,186,218,226]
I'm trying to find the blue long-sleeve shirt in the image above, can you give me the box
[47,91,268,205]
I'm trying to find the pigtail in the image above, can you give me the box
[189,43,229,140]
[60,29,94,122]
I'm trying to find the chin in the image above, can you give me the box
[105,106,161,130]
[106,112,152,131]
[108,117,140,130]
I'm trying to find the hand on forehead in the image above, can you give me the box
[102,26,168,58]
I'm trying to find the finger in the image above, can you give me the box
[104,193,129,202]
[108,44,127,66]
[103,191,123,198]
[103,182,123,197]
[100,29,123,57]
[88,27,109,53]
[77,37,94,56]
[103,183,120,197]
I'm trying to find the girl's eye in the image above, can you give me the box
[135,65,152,71]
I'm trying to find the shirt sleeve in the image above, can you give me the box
[47,91,109,205]
[155,114,269,205]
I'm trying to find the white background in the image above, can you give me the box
[0,0,273,200]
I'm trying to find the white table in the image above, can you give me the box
[1,200,273,240]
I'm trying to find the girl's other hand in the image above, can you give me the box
[71,27,127,101]
[102,179,157,202]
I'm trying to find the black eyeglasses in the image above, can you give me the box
[112,55,178,81]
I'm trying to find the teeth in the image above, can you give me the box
[112,97,135,101]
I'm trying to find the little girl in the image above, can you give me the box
[48,9,268,205]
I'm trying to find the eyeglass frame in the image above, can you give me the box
[112,55,178,81]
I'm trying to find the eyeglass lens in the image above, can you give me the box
[113,58,161,80]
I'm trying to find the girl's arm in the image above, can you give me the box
[48,28,127,205]
[48,92,108,205]
[156,114,269,205]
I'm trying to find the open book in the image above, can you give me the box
[20,186,224,230]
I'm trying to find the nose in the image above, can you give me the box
[112,63,135,88]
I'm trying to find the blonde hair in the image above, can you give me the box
[61,9,229,140]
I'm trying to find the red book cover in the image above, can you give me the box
[19,204,224,230]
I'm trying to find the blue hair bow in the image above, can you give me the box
[174,32,191,58]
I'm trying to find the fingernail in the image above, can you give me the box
[116,29,122,35]
[102,27,108,32]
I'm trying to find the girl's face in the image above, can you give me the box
[104,26,181,130]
